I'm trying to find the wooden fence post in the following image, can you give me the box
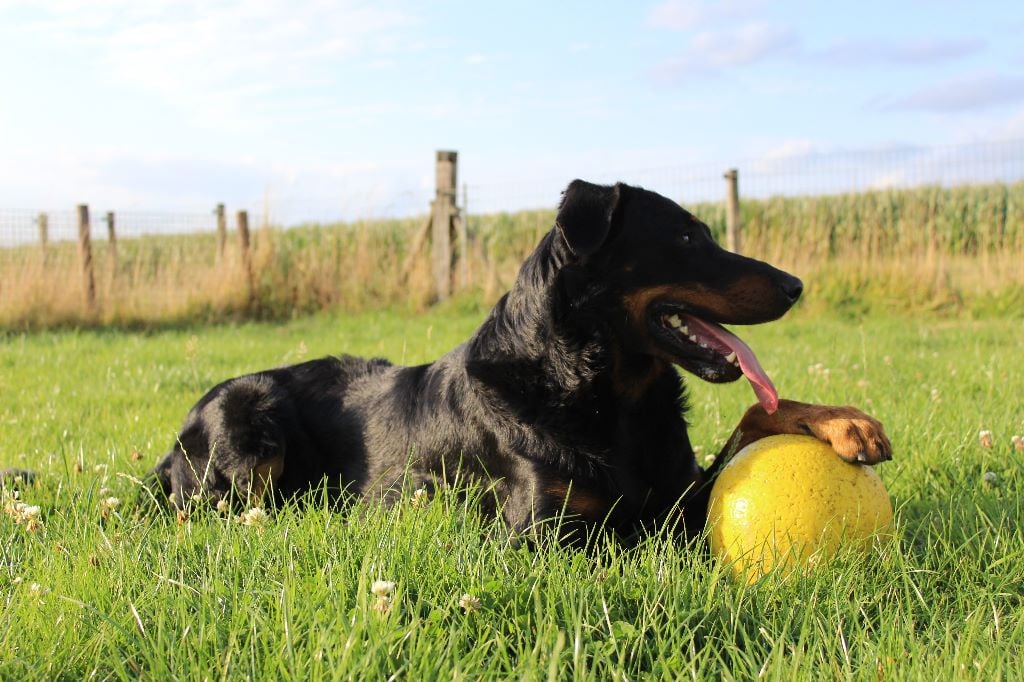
[77,204,96,313]
[105,211,117,271]
[432,150,457,301]
[37,213,48,260]
[215,203,227,262]
[724,169,741,254]
[237,210,254,303]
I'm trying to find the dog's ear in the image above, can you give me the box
[556,180,623,258]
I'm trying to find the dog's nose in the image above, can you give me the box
[780,275,803,303]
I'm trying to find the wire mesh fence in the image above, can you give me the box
[466,138,1024,215]
[2,138,1024,328]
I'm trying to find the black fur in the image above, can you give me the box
[153,180,802,545]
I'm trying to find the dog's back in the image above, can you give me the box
[152,354,393,505]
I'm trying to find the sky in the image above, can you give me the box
[1,0,1023,222]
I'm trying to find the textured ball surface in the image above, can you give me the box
[707,434,893,581]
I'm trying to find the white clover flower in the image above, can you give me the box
[236,507,269,526]
[5,494,43,531]
[983,471,999,486]
[979,430,993,448]
[411,487,429,508]
[2,489,20,517]
[1012,435,1023,452]
[458,593,481,613]
[99,496,120,521]
[7,501,24,518]
[371,580,395,598]
[216,499,231,514]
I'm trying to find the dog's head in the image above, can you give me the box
[554,179,802,413]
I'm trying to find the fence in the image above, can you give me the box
[463,138,1024,214]
[2,139,1024,327]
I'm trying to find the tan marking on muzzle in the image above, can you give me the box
[622,277,771,323]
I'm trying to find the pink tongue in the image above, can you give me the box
[682,315,779,414]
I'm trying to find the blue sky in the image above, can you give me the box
[1,0,1023,220]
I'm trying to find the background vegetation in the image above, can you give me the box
[3,181,1024,329]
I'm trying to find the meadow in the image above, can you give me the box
[2,305,1023,679]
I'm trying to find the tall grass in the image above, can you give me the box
[2,182,1023,328]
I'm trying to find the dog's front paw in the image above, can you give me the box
[796,405,893,464]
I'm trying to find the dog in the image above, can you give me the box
[152,180,891,544]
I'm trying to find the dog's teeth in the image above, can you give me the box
[725,351,737,364]
[688,335,697,343]
[680,325,688,334]
[699,343,708,349]
[668,314,682,328]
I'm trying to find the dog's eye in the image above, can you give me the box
[680,233,692,245]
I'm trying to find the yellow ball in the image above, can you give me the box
[707,434,893,581]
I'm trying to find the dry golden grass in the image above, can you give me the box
[1,182,1023,328]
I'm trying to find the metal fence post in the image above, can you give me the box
[37,213,49,261]
[106,211,117,271]
[215,203,227,262]
[724,169,741,254]
[459,182,469,290]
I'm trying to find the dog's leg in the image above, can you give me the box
[242,455,286,506]
[711,399,892,475]
[683,400,892,534]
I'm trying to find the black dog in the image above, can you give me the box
[153,180,891,543]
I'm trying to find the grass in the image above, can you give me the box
[3,181,1024,328]
[2,306,1023,678]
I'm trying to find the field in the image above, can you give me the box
[3,181,1024,329]
[3,305,1023,678]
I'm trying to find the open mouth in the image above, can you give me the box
[652,306,779,414]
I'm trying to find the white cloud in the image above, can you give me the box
[867,169,908,189]
[646,0,761,30]
[886,72,1024,112]
[763,139,817,161]
[0,139,430,223]
[1,0,415,132]
[819,37,984,66]
[652,22,798,81]
[999,108,1024,137]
